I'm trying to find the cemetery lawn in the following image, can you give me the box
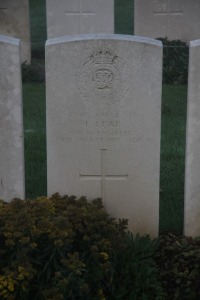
[23,83,47,198]
[29,0,47,46]
[115,0,134,34]
[23,83,187,234]
[160,85,187,234]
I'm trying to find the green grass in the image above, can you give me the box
[24,0,187,234]
[29,0,47,44]
[115,0,134,34]
[23,83,46,198]
[29,0,47,59]
[160,85,187,233]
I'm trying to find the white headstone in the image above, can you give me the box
[134,0,200,43]
[0,0,31,63]
[46,34,162,236]
[0,35,25,202]
[46,0,114,38]
[184,40,200,237]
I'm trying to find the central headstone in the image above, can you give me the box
[46,34,162,236]
[46,0,114,38]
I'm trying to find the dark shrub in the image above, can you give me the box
[22,59,45,83]
[155,233,200,299]
[0,194,127,299]
[157,38,189,85]
[110,233,165,300]
[0,194,166,300]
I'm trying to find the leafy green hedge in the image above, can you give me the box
[155,233,200,299]
[22,60,45,83]
[157,38,189,85]
[1,196,200,299]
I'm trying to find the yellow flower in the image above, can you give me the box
[7,283,14,292]
[18,266,24,273]
[54,239,64,247]
[17,274,24,281]
[100,252,109,261]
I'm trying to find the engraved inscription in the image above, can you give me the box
[80,149,128,203]
[78,47,129,106]
[93,69,114,89]
[56,110,152,145]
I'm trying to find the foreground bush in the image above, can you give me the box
[0,195,164,300]
[2,196,200,299]
[0,195,127,299]
[110,233,164,300]
[155,233,200,299]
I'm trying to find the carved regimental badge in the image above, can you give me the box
[78,47,129,106]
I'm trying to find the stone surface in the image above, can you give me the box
[184,40,200,237]
[0,0,31,63]
[46,0,114,38]
[46,34,162,236]
[134,0,200,43]
[0,35,25,202]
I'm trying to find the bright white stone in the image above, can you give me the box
[0,35,25,202]
[0,0,31,63]
[46,0,114,38]
[134,0,200,43]
[184,39,200,237]
[46,34,162,236]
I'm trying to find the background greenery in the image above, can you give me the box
[24,0,187,234]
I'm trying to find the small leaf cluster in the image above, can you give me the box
[0,194,127,300]
[110,233,165,300]
[155,233,200,299]
[157,38,189,85]
[22,59,45,83]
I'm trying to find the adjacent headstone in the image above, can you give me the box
[184,40,200,237]
[134,0,200,43]
[0,0,31,63]
[0,35,25,202]
[46,34,162,236]
[46,0,114,38]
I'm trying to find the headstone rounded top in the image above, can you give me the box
[0,35,20,45]
[190,39,200,47]
[46,34,163,48]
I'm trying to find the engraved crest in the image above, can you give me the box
[78,47,129,106]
